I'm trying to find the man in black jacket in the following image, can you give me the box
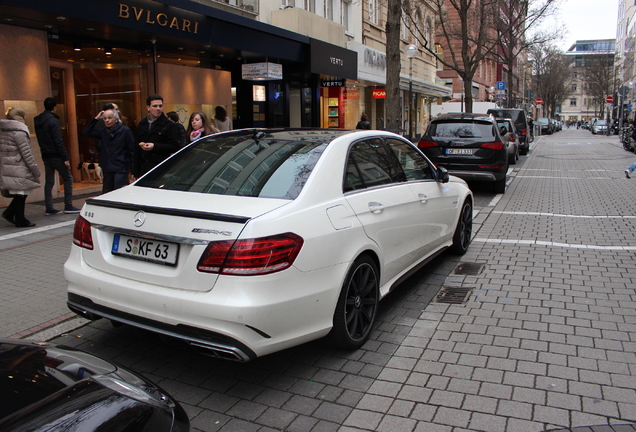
[135,95,179,177]
[33,97,80,215]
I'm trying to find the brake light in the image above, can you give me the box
[197,233,304,275]
[418,140,439,148]
[480,142,504,150]
[509,134,516,142]
[73,216,93,250]
[521,128,527,136]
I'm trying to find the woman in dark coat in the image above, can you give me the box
[84,108,136,194]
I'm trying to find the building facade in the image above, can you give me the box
[562,39,616,123]
[0,0,358,204]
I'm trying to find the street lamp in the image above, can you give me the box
[406,44,418,141]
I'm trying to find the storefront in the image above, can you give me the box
[0,0,357,202]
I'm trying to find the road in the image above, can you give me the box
[1,127,635,432]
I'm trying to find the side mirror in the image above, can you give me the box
[437,166,450,183]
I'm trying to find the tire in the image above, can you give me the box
[493,177,506,193]
[450,199,473,255]
[329,255,379,350]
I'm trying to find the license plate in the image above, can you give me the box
[446,148,474,155]
[112,234,179,266]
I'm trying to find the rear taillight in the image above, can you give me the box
[480,142,504,150]
[521,128,527,136]
[197,233,304,275]
[418,140,439,148]
[73,216,93,250]
[509,134,516,142]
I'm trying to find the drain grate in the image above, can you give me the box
[453,262,485,276]
[434,286,474,304]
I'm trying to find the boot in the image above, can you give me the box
[2,197,16,225]
[12,195,35,228]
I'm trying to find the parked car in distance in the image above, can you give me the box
[591,119,608,134]
[65,128,474,361]
[537,117,553,135]
[495,117,520,164]
[418,112,509,193]
[486,108,532,155]
[0,339,190,432]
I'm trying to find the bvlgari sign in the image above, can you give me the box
[118,2,200,34]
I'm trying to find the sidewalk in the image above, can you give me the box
[0,183,100,339]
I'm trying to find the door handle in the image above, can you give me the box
[368,202,384,214]
[418,193,428,204]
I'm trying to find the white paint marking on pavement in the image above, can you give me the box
[0,220,76,242]
[488,195,503,207]
[492,211,636,219]
[515,176,614,180]
[472,238,636,251]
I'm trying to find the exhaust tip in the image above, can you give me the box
[189,342,250,362]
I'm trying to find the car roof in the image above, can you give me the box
[433,112,494,122]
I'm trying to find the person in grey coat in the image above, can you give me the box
[0,107,41,227]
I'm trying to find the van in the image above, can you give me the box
[486,108,532,155]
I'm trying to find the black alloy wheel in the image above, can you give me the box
[329,256,379,349]
[450,199,473,255]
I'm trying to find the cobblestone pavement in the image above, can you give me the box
[1,129,635,431]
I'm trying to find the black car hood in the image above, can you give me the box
[0,339,189,432]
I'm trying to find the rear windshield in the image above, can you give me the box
[136,131,330,200]
[496,120,513,133]
[428,121,495,139]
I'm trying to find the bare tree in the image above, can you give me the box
[579,54,616,119]
[495,0,563,108]
[401,0,500,113]
[386,0,403,131]
[531,44,570,118]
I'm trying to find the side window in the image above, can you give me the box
[384,138,434,180]
[344,139,405,192]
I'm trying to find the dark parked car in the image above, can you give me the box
[419,113,509,193]
[486,108,532,155]
[537,117,553,135]
[0,339,190,432]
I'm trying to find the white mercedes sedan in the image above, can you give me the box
[65,128,473,361]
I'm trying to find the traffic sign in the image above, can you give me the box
[628,104,633,112]
[606,96,614,104]
[536,98,543,105]
[497,81,506,90]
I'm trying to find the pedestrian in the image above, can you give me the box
[135,95,180,177]
[166,111,187,148]
[0,107,42,227]
[212,106,232,132]
[83,108,137,193]
[356,113,371,130]
[33,97,80,215]
[186,111,215,143]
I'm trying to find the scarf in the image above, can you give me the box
[190,128,204,142]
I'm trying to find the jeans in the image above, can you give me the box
[43,157,74,210]
[628,161,636,174]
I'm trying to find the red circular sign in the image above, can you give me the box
[535,98,543,105]
[606,96,614,104]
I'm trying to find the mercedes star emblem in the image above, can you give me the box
[133,211,146,227]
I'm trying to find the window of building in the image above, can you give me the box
[572,71,578,79]
[572,83,577,91]
[368,0,379,24]
[304,0,315,12]
[342,0,350,31]
[570,98,577,106]
[325,0,333,21]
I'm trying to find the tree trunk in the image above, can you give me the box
[386,0,402,132]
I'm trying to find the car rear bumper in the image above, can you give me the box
[65,247,346,361]
[446,169,505,182]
